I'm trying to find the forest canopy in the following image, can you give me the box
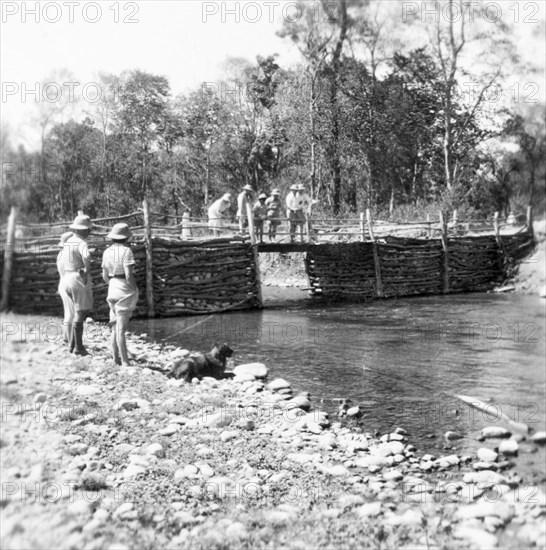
[2,0,544,223]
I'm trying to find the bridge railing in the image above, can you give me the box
[1,207,532,244]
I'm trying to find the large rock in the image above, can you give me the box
[454,526,498,549]
[373,441,405,457]
[286,395,311,411]
[267,378,291,391]
[145,443,165,458]
[477,448,498,462]
[498,439,519,456]
[123,464,146,479]
[463,471,507,484]
[202,412,235,428]
[113,399,139,411]
[75,385,102,396]
[233,363,268,379]
[159,425,180,436]
[456,500,514,522]
[481,426,511,439]
[355,502,382,518]
[353,455,389,469]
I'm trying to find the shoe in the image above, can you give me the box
[72,322,89,356]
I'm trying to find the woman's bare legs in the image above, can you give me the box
[115,313,131,366]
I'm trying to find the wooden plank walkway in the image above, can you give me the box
[256,242,317,253]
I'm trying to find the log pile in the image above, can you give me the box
[305,243,377,299]
[304,232,536,300]
[447,236,504,293]
[151,237,261,316]
[0,235,261,320]
[379,237,443,297]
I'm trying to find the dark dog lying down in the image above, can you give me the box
[167,343,234,382]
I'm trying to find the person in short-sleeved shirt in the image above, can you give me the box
[208,193,232,236]
[58,215,94,355]
[102,223,139,366]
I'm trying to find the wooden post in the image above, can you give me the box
[360,212,365,241]
[439,211,450,293]
[452,209,458,226]
[366,209,383,298]
[252,244,263,308]
[427,213,432,238]
[181,212,190,240]
[142,200,155,317]
[246,201,256,244]
[493,211,501,245]
[526,206,533,233]
[0,207,17,312]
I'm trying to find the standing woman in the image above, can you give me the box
[57,231,75,345]
[101,223,139,366]
[58,215,94,355]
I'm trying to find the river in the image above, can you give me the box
[132,289,546,482]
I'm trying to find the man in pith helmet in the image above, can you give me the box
[57,214,94,355]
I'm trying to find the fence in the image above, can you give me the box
[0,204,536,317]
[0,203,262,320]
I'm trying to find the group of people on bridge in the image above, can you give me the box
[56,215,139,366]
[208,184,318,243]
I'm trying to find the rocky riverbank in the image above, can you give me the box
[506,220,546,297]
[1,313,545,549]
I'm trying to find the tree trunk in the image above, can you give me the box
[309,71,317,197]
[329,0,348,215]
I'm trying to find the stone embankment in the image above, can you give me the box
[1,314,545,549]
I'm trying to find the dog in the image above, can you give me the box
[167,343,234,382]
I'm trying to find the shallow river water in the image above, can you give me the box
[132,290,546,481]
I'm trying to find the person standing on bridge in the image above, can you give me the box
[208,193,232,237]
[237,184,254,236]
[296,184,319,242]
[266,188,282,241]
[253,193,268,243]
[57,215,94,356]
[286,184,305,243]
[102,223,139,366]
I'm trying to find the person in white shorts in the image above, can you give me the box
[57,215,93,355]
[101,223,139,366]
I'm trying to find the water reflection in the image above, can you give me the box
[133,293,545,477]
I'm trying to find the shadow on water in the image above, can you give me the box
[132,290,546,479]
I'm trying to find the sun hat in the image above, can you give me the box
[58,231,73,248]
[107,223,132,241]
[258,193,267,200]
[243,184,253,192]
[69,214,92,231]
[296,184,306,191]
[290,184,298,191]
[271,188,280,195]
[222,193,232,201]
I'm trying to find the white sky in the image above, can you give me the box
[1,0,545,150]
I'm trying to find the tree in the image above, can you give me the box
[113,70,171,200]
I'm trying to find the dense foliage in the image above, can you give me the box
[2,1,544,223]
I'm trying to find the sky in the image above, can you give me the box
[1,0,545,150]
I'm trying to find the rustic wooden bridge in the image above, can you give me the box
[0,204,536,319]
